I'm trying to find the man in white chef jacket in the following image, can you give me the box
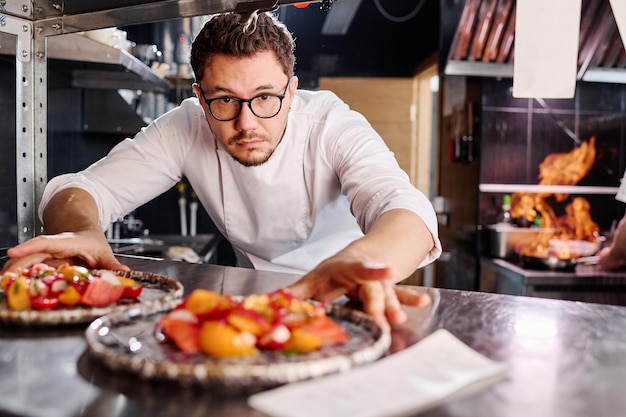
[1,12,441,331]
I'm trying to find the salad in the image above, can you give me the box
[157,288,348,357]
[0,263,143,310]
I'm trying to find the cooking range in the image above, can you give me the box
[479,256,626,306]
[481,221,626,306]
[474,126,626,306]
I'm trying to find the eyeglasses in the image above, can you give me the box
[197,80,290,122]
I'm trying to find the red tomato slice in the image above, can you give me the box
[30,296,59,310]
[121,285,143,299]
[298,315,348,346]
[81,278,124,307]
[158,317,201,354]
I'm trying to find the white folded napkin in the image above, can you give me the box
[248,329,507,417]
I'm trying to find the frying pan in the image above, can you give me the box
[520,255,599,271]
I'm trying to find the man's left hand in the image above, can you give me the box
[286,260,431,332]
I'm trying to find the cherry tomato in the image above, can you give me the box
[29,278,50,298]
[27,263,56,278]
[30,296,59,310]
[0,272,17,292]
[71,277,90,295]
[122,285,143,299]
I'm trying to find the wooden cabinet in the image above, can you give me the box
[319,76,435,194]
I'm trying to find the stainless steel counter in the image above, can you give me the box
[1,256,626,417]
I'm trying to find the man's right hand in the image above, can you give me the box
[1,229,129,273]
[1,187,128,274]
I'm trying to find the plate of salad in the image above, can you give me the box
[84,289,390,387]
[0,263,183,326]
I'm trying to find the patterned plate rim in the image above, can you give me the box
[84,302,391,387]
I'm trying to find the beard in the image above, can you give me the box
[227,132,275,167]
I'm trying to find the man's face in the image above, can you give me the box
[193,51,297,167]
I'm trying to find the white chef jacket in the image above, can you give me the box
[40,90,442,274]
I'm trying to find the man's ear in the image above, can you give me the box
[290,76,299,93]
[191,83,201,100]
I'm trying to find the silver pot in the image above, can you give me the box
[487,225,554,259]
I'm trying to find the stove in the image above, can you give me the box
[480,257,626,306]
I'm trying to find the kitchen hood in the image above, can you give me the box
[443,0,626,84]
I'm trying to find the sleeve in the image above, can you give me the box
[38,100,201,231]
[317,94,442,266]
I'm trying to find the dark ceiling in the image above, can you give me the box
[122,0,442,89]
[278,0,441,87]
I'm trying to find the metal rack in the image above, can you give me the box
[0,0,314,242]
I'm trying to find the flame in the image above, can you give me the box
[510,137,600,258]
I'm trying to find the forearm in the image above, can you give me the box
[341,208,435,282]
[42,187,102,234]
[607,215,626,263]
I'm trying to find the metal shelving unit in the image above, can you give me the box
[0,0,316,242]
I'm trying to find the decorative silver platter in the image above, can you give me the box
[0,270,183,326]
[84,302,391,388]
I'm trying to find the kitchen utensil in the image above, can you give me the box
[487,224,554,259]
[520,254,599,271]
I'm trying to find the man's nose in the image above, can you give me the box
[235,102,259,130]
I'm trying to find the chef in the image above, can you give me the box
[1,12,441,331]
[598,169,626,270]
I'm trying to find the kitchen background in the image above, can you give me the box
[0,0,625,294]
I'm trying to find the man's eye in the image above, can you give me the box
[218,97,234,104]
[257,94,271,101]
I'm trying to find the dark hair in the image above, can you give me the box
[190,12,296,82]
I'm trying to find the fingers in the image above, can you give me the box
[358,281,419,332]
[101,258,131,272]
[596,247,624,271]
[384,282,407,324]
[394,285,432,307]
[287,260,431,333]
[359,282,391,332]
[287,260,394,301]
[286,277,348,302]
[6,237,51,258]
[1,252,53,273]
[1,231,129,274]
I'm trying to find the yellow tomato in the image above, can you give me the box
[226,309,269,336]
[199,321,259,357]
[57,286,82,306]
[7,276,30,311]
[0,272,17,292]
[56,264,90,280]
[282,328,322,353]
[241,293,269,311]
[185,289,224,315]
[116,276,137,287]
